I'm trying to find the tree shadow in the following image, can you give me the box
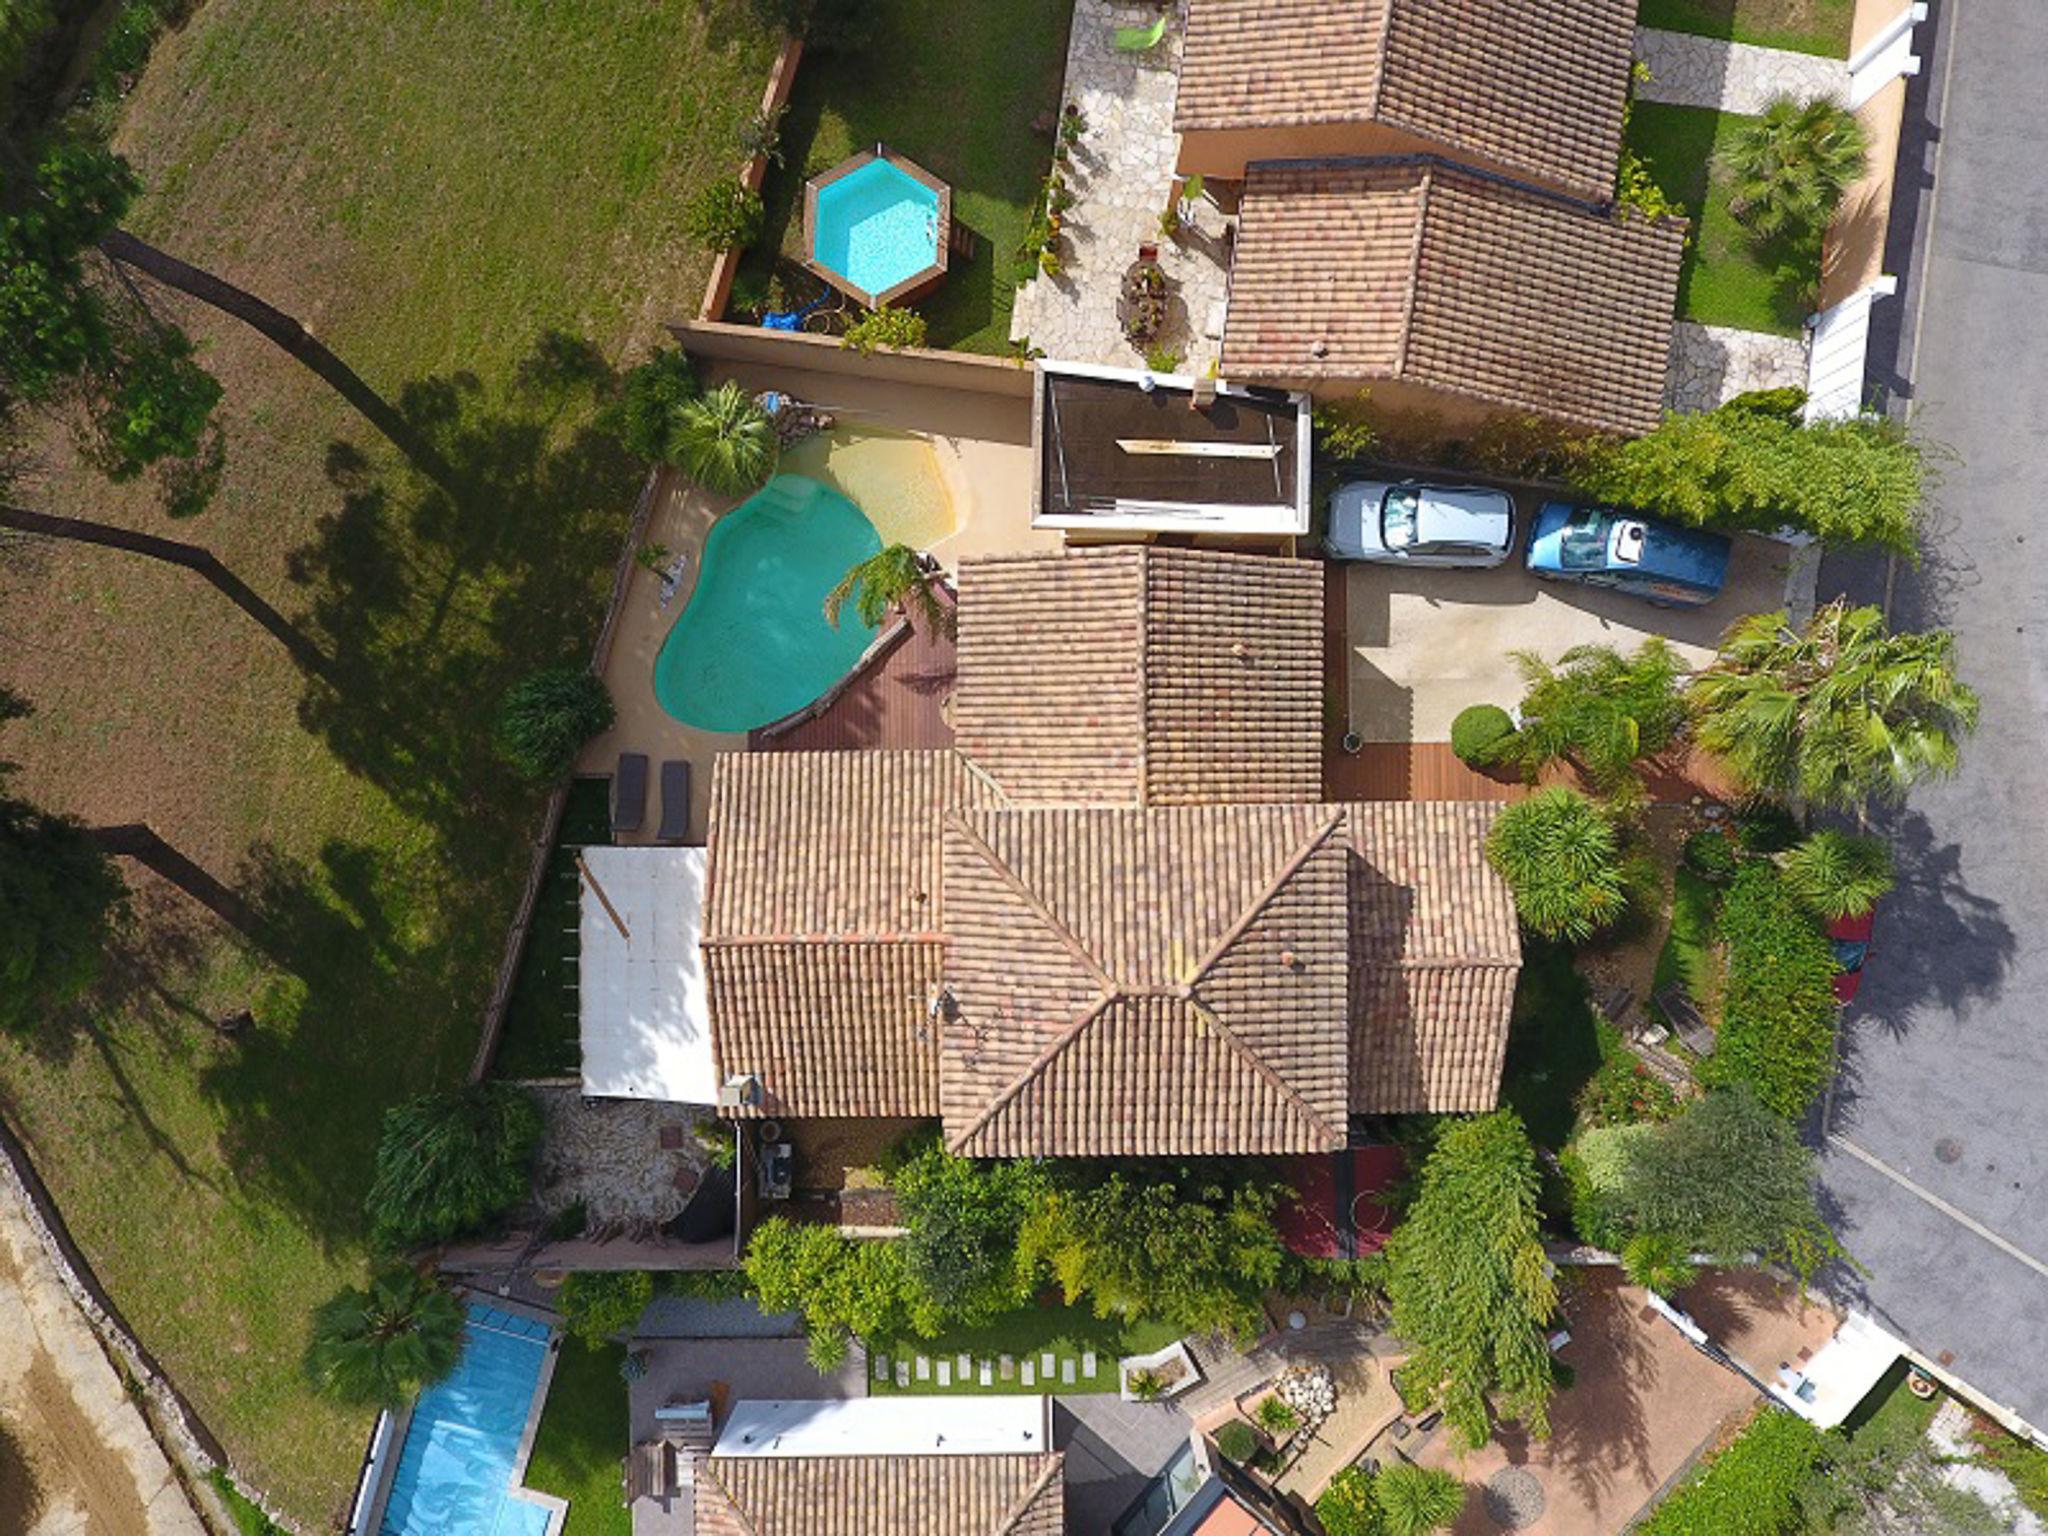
[0,1418,41,1533]
[1846,808,2012,1034]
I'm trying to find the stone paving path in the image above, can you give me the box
[1009,0,1231,371]
[1635,26,1851,116]
[1665,319,1809,412]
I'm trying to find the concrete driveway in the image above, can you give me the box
[1339,533,1792,742]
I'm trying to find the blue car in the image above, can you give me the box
[1525,502,1732,607]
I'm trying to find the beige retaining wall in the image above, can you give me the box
[672,318,1035,397]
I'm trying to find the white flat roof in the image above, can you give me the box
[577,845,717,1105]
[713,1397,1051,1459]
[1770,1309,1904,1428]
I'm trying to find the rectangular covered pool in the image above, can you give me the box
[376,1303,558,1536]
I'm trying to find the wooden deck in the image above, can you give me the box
[1325,741,1740,804]
[751,603,957,753]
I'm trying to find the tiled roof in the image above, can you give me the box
[702,751,999,1117]
[941,805,1351,1157]
[1347,803,1521,1112]
[953,548,1325,807]
[1223,160,1685,436]
[694,1451,1064,1536]
[1175,0,1637,203]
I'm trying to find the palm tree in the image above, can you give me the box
[1718,95,1869,245]
[305,1265,464,1408]
[1689,601,1978,812]
[1508,640,1688,804]
[824,544,953,636]
[1780,829,1895,919]
[668,381,776,496]
[1485,787,1627,943]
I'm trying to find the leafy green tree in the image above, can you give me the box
[365,1084,542,1249]
[557,1270,654,1348]
[1508,640,1687,802]
[1315,1466,1385,1536]
[1708,864,1841,1118]
[1486,788,1627,943]
[1575,408,1924,553]
[1387,1111,1556,1448]
[304,1265,465,1408]
[889,1136,1043,1325]
[825,543,953,637]
[744,1218,924,1369]
[1780,829,1894,920]
[1691,601,1977,812]
[0,794,127,1031]
[494,666,614,782]
[1375,1464,1467,1536]
[1719,95,1868,246]
[611,347,697,463]
[669,380,776,496]
[83,325,222,481]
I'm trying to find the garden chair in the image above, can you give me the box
[1114,14,1167,51]
[612,752,648,835]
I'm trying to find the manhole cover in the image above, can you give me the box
[1484,1467,1545,1529]
[1935,1137,1964,1164]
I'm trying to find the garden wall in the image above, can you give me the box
[672,318,1035,399]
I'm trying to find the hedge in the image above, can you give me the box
[1703,864,1839,1117]
[1636,1409,1827,1535]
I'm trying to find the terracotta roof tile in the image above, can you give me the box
[953,548,1325,807]
[1176,0,1637,202]
[1223,160,1685,436]
[941,805,1350,1157]
[694,1450,1064,1536]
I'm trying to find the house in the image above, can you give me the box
[691,1397,1064,1536]
[697,546,1521,1152]
[1173,0,1638,204]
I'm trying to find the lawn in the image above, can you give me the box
[0,0,777,1523]
[1636,0,1854,58]
[867,1302,1181,1395]
[742,0,1072,352]
[1499,940,1605,1151]
[1625,101,1812,336]
[526,1340,632,1536]
[496,777,615,1081]
[1651,866,1723,1025]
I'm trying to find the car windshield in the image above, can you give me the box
[1558,509,1610,570]
[1382,488,1420,549]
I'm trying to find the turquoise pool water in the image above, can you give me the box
[813,158,940,297]
[656,474,882,732]
[379,1306,553,1536]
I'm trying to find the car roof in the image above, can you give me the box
[1413,485,1512,546]
[1534,501,1731,585]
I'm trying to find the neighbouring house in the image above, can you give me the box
[695,546,1521,1152]
[1173,0,1637,204]
[689,1397,1065,1535]
[1221,158,1685,436]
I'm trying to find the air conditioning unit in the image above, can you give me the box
[717,1074,763,1108]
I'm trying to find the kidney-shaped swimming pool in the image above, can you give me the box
[656,474,883,733]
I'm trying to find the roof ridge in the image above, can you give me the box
[1364,0,1396,120]
[1186,993,1346,1145]
[1185,808,1347,987]
[993,1451,1065,1535]
[945,814,1118,994]
[946,996,1119,1154]
[1394,160,1431,380]
[1134,548,1152,806]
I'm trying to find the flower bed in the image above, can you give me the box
[1120,1339,1200,1403]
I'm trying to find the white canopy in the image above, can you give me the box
[577,845,716,1105]
[714,1397,1051,1459]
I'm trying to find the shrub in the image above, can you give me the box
[365,1084,542,1249]
[612,347,697,462]
[744,1218,924,1369]
[1313,394,1379,462]
[206,1468,284,1536]
[1255,1395,1300,1435]
[842,305,927,356]
[669,380,777,495]
[1450,704,1516,769]
[1576,1034,1682,1127]
[1127,1368,1167,1401]
[1317,1468,1384,1536]
[1780,830,1894,920]
[1374,1464,1467,1536]
[1486,788,1627,943]
[558,1270,654,1347]
[1637,1408,1827,1535]
[1681,828,1740,883]
[305,1265,465,1408]
[683,177,763,251]
[1214,1420,1259,1465]
[1734,800,1803,856]
[1707,864,1840,1118]
[1573,406,1925,554]
[85,325,223,481]
[1719,385,1807,424]
[495,666,615,782]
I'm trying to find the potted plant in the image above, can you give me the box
[1119,259,1170,347]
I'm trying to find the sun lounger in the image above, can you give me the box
[657,760,690,843]
[612,753,648,834]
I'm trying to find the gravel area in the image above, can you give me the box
[529,1086,718,1236]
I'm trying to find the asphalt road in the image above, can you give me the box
[1815,0,2048,1434]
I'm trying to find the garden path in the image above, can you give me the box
[1635,26,1852,115]
[1665,320,1810,412]
[1009,0,1231,373]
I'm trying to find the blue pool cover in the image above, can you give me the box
[379,1305,554,1536]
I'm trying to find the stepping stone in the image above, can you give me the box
[1082,1351,1097,1377]
[979,1361,994,1386]
[896,1361,910,1388]
[1061,1358,1077,1386]
[1000,1355,1016,1379]
[1022,1362,1036,1387]
[937,1361,953,1387]
[916,1356,931,1380]
[957,1353,972,1377]
[873,1354,889,1381]
[1040,1352,1056,1376]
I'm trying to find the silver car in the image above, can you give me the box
[1325,479,1517,567]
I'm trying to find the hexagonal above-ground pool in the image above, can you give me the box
[803,146,951,309]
